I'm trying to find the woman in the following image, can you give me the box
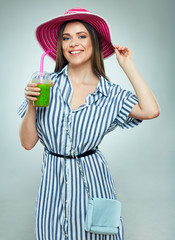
[18,8,160,240]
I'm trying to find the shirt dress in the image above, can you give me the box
[17,65,142,240]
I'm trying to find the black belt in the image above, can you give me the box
[47,148,97,159]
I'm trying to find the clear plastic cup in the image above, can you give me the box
[31,71,51,107]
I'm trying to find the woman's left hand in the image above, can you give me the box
[113,45,160,120]
[114,45,133,68]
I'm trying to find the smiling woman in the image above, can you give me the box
[55,19,108,80]
[17,7,160,240]
[61,22,93,68]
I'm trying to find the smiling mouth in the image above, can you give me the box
[69,50,84,54]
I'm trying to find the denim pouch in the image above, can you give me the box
[85,197,121,235]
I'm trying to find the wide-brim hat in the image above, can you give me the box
[36,8,114,61]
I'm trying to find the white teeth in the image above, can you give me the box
[70,51,83,54]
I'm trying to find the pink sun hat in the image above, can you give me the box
[36,7,114,61]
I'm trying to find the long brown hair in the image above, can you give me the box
[54,20,109,81]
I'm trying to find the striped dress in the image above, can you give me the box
[17,65,142,240]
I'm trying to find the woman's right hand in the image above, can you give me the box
[24,82,40,103]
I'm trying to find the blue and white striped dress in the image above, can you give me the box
[17,65,142,240]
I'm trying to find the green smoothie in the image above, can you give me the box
[34,83,51,107]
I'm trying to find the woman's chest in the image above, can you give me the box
[36,95,115,144]
[70,83,98,111]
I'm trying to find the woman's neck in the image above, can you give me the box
[67,63,98,84]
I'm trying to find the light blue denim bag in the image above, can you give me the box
[85,197,121,234]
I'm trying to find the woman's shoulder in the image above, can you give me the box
[49,66,68,81]
[101,76,122,95]
[49,72,59,81]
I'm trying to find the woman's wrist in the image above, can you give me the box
[120,58,135,73]
[27,100,36,113]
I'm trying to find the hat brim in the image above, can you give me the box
[36,12,114,61]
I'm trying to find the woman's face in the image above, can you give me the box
[61,21,93,67]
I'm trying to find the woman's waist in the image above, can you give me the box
[44,147,98,159]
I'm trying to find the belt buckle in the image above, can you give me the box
[64,154,74,159]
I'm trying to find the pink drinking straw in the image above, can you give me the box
[39,49,52,82]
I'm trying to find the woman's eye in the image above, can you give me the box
[79,35,86,39]
[62,37,70,41]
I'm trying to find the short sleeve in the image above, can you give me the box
[107,86,142,132]
[115,91,142,129]
[17,99,29,118]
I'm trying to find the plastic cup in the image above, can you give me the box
[31,71,51,107]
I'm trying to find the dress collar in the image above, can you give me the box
[95,76,109,97]
[57,65,110,97]
[55,65,68,77]
[55,65,111,111]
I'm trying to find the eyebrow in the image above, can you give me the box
[62,31,88,36]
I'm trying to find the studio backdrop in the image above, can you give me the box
[0,0,174,239]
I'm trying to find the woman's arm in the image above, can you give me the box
[19,101,39,150]
[19,82,40,150]
[114,45,160,120]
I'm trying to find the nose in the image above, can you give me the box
[69,38,79,47]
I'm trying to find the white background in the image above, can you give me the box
[0,0,174,239]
